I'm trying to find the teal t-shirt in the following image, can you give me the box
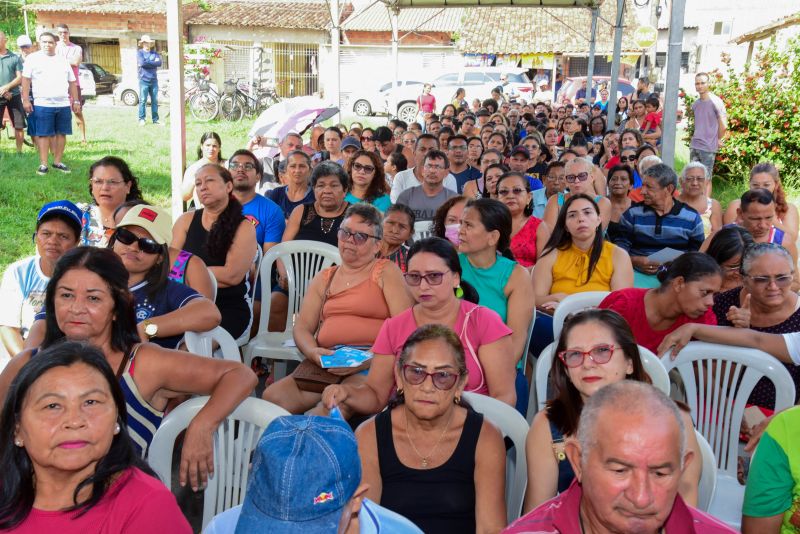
[743,405,800,532]
[458,253,515,322]
[345,192,391,213]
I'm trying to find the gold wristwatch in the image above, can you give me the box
[143,320,158,339]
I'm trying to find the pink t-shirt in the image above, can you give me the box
[599,287,717,354]
[416,93,436,113]
[372,300,512,394]
[7,467,191,533]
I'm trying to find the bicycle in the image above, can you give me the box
[219,78,280,122]
[187,73,221,122]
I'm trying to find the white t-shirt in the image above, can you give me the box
[55,41,82,86]
[782,332,800,365]
[0,256,50,337]
[22,51,75,107]
[389,167,457,203]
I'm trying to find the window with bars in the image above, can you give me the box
[655,52,690,72]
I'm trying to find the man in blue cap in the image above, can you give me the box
[0,200,81,357]
[205,414,421,533]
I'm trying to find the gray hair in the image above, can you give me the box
[642,162,677,190]
[637,155,662,176]
[681,161,709,180]
[577,381,686,468]
[741,242,795,276]
[565,156,593,174]
[343,203,383,240]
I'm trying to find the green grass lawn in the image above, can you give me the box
[0,106,788,271]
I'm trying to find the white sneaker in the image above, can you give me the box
[139,119,146,126]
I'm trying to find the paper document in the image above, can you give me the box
[647,247,684,264]
[320,346,373,369]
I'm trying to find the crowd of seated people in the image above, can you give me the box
[1,90,798,533]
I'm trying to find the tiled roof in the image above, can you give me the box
[458,0,641,54]
[25,0,166,14]
[732,11,800,44]
[188,0,338,29]
[342,4,464,32]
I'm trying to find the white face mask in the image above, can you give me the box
[444,224,461,246]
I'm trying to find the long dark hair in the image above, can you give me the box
[547,309,651,436]
[196,131,223,161]
[541,194,603,285]
[42,247,139,354]
[706,226,754,269]
[344,150,388,202]
[464,198,514,260]
[198,165,246,262]
[0,341,152,528]
[407,237,478,304]
[88,156,144,202]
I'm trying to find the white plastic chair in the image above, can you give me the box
[207,268,218,301]
[236,246,264,347]
[551,291,610,341]
[535,341,671,414]
[243,240,341,378]
[148,396,290,529]
[661,341,795,530]
[185,326,242,362]
[695,429,717,513]
[412,220,433,242]
[463,392,529,523]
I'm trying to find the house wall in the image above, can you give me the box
[188,25,328,45]
[345,30,453,47]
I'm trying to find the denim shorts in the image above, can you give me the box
[27,105,72,137]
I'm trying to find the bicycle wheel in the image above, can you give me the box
[220,94,244,122]
[189,92,219,122]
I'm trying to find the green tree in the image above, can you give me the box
[683,36,800,189]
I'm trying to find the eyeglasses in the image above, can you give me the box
[352,162,375,173]
[229,161,256,171]
[683,176,705,183]
[401,364,461,390]
[721,264,742,274]
[619,156,636,163]
[337,227,377,246]
[558,344,617,368]
[498,187,528,197]
[546,174,566,182]
[403,271,449,286]
[424,163,445,170]
[746,274,793,288]
[565,172,590,183]
[448,145,468,152]
[90,178,126,187]
[113,227,161,254]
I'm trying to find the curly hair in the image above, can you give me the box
[199,164,246,263]
[88,156,144,202]
[344,150,388,202]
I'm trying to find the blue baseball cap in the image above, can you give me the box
[37,200,82,236]
[235,415,361,533]
[341,136,362,151]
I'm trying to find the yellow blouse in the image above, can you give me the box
[550,240,616,295]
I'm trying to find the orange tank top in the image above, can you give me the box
[316,259,392,348]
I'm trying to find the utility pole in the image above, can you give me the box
[648,0,659,79]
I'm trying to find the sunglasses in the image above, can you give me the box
[558,344,617,368]
[352,162,375,174]
[565,172,590,183]
[401,364,460,390]
[498,187,528,197]
[746,274,793,288]
[337,227,377,246]
[114,227,161,254]
[229,161,256,171]
[619,156,637,163]
[403,271,449,286]
[361,136,374,141]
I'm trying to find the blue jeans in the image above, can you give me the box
[138,79,159,122]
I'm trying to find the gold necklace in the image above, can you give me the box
[403,405,454,468]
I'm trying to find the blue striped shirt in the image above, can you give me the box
[613,200,704,257]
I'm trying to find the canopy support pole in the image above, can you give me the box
[390,4,399,116]
[329,0,341,121]
[586,7,598,104]
[660,0,686,167]
[607,0,625,132]
[166,0,185,219]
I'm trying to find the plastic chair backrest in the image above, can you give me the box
[235,246,265,347]
[463,392,529,523]
[535,342,671,414]
[148,396,290,529]
[412,220,433,242]
[185,326,242,362]
[551,291,610,340]
[661,341,795,478]
[208,268,218,301]
[695,429,717,512]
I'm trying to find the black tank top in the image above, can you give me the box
[293,202,348,247]
[376,406,483,534]
[183,209,250,339]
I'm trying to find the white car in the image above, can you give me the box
[385,67,532,122]
[113,69,170,106]
[348,80,424,116]
[78,65,96,97]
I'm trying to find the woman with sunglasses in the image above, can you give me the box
[322,237,515,416]
[710,243,800,408]
[344,150,391,213]
[80,156,144,247]
[263,204,412,414]
[523,309,701,512]
[497,172,550,270]
[542,157,611,232]
[354,324,507,533]
[110,205,220,348]
[172,165,257,341]
[599,252,722,353]
[677,162,722,236]
[360,127,376,153]
[606,164,633,243]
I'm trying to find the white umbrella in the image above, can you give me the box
[248,96,338,139]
